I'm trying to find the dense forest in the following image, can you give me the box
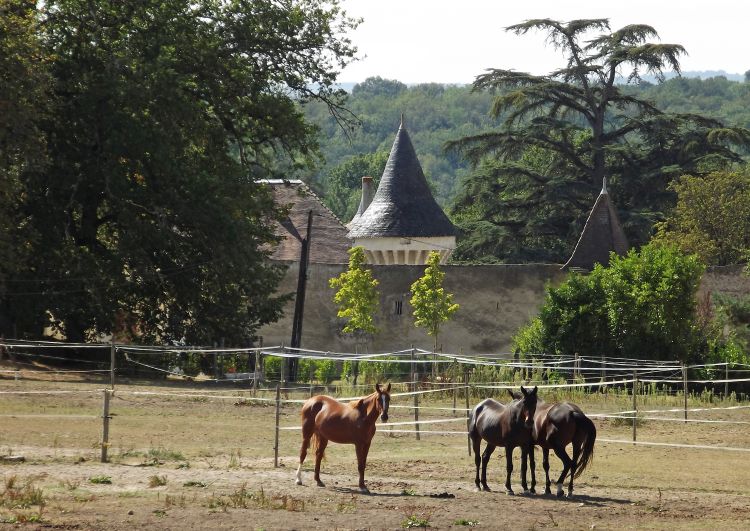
[305,73,750,261]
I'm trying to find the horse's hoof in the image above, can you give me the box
[316,481,325,487]
[295,479,302,486]
[358,487,370,495]
[544,489,552,495]
[556,490,564,498]
[474,487,482,493]
[530,488,537,495]
[482,485,491,492]
[506,489,515,496]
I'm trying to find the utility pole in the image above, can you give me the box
[290,210,313,382]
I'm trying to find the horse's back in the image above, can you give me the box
[471,398,507,443]
[301,394,341,419]
[540,402,589,445]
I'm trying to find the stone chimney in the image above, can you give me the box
[347,176,375,228]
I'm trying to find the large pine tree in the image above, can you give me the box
[449,19,750,263]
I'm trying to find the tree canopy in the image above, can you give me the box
[409,251,459,352]
[448,19,750,263]
[329,246,379,337]
[0,0,358,344]
[515,243,705,362]
[653,169,750,266]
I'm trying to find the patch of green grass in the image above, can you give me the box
[454,518,479,527]
[402,515,430,528]
[1,476,46,509]
[183,481,206,488]
[401,488,417,496]
[147,447,185,461]
[89,476,112,485]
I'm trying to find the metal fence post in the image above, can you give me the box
[413,374,420,441]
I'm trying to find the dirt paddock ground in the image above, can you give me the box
[1,372,750,530]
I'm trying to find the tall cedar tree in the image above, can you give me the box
[409,251,459,353]
[3,0,358,344]
[449,19,750,263]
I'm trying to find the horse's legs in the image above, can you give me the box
[472,434,483,491]
[355,441,371,494]
[552,444,573,497]
[542,448,551,495]
[296,423,314,485]
[313,436,328,487]
[520,446,528,493]
[568,442,581,497]
[480,443,496,491]
[504,447,515,495]
[528,444,537,494]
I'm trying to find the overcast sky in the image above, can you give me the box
[338,0,749,84]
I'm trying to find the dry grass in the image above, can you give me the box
[1,375,749,529]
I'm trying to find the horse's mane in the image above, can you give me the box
[349,391,379,414]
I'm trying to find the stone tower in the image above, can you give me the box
[347,117,456,264]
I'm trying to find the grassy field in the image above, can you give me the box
[1,370,750,529]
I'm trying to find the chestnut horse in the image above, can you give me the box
[511,390,596,497]
[296,383,391,494]
[469,386,538,494]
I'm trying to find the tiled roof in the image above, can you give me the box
[347,119,456,238]
[261,180,351,264]
[563,179,628,271]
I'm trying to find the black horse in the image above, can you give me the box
[468,386,538,494]
[510,390,597,497]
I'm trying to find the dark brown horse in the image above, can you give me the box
[296,383,391,494]
[469,386,538,494]
[511,390,596,497]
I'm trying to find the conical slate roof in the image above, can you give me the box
[347,119,456,238]
[563,178,628,271]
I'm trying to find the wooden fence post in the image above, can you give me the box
[413,374,420,441]
[274,383,281,468]
[632,369,637,443]
[253,350,259,395]
[464,368,471,456]
[110,342,116,390]
[683,363,688,423]
[100,389,111,463]
[725,362,729,399]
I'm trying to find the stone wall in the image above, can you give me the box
[258,263,750,356]
[258,262,566,355]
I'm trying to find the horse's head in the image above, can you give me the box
[519,385,539,428]
[375,383,391,422]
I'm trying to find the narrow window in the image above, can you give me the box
[394,300,403,315]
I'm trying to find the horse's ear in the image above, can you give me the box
[532,385,538,395]
[520,386,528,397]
[385,382,391,393]
[508,389,515,399]
[353,398,365,411]
[375,383,382,394]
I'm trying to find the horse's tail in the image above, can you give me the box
[311,433,325,460]
[573,413,596,479]
[468,403,481,438]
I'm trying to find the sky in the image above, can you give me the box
[338,0,749,84]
